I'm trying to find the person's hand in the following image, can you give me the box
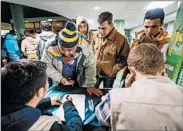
[62,95,73,104]
[125,72,135,88]
[2,59,8,66]
[110,64,123,76]
[50,96,62,106]
[60,78,74,85]
[87,87,103,96]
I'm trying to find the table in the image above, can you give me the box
[44,85,104,127]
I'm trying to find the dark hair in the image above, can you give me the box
[29,30,35,34]
[97,11,113,24]
[1,59,47,105]
[24,30,30,36]
[56,29,60,33]
[144,8,165,25]
[40,20,52,31]
[81,20,87,24]
[9,30,16,36]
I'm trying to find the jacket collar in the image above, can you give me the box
[48,45,81,61]
[1,105,41,129]
[2,103,25,116]
[140,29,169,41]
[133,76,174,88]
[105,28,117,41]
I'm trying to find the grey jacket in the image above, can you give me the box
[110,76,183,131]
[36,31,55,59]
[41,37,96,87]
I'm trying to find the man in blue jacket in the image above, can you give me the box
[1,59,83,131]
[3,30,22,61]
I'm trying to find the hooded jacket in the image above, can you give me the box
[76,16,89,38]
[41,36,96,87]
[110,76,183,130]
[131,29,171,62]
[36,31,56,59]
[3,34,21,61]
[1,101,83,131]
[21,36,38,60]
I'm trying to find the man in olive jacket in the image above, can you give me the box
[41,21,103,96]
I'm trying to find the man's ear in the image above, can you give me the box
[128,66,135,73]
[37,87,46,98]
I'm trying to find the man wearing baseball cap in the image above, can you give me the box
[41,21,103,96]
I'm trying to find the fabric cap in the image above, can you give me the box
[58,21,79,48]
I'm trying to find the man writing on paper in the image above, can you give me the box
[1,60,83,131]
[95,43,183,130]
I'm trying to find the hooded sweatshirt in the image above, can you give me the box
[3,34,21,61]
[36,31,55,59]
[21,37,37,54]
[76,16,89,38]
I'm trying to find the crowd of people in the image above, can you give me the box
[1,8,183,131]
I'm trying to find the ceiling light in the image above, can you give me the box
[57,23,60,26]
[93,6,100,10]
[144,1,175,10]
[48,19,52,21]
[88,20,93,24]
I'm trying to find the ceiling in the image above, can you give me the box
[2,0,179,29]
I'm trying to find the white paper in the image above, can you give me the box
[55,94,85,121]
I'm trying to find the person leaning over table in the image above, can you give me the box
[95,43,183,130]
[41,21,103,96]
[1,59,84,131]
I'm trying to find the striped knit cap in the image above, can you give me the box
[58,21,79,48]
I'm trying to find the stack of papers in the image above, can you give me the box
[55,94,86,121]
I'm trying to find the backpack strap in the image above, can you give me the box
[76,47,86,74]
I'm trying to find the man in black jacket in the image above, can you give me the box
[1,59,83,131]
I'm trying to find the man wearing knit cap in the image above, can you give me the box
[41,21,103,96]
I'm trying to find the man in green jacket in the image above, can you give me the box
[41,21,103,96]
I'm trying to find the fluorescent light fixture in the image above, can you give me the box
[88,20,93,24]
[144,1,175,10]
[48,19,52,21]
[93,6,100,10]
